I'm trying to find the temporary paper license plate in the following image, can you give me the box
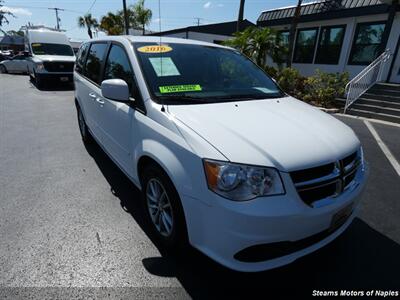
[330,203,353,232]
[60,76,69,82]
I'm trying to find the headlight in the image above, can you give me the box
[203,159,285,201]
[36,63,44,71]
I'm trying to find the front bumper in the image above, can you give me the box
[182,164,368,272]
[35,72,73,82]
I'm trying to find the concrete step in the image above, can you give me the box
[336,97,400,110]
[346,108,400,124]
[371,83,400,92]
[350,102,400,117]
[362,92,400,103]
[367,89,400,98]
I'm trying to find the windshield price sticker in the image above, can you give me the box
[159,84,202,94]
[137,45,173,53]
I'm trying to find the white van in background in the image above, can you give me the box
[25,26,75,88]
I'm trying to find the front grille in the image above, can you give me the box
[43,61,74,72]
[290,150,360,206]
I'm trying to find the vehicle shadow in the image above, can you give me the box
[84,140,400,298]
[29,76,74,91]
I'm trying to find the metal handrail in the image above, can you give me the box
[344,49,391,113]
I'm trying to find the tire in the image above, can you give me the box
[0,65,7,73]
[141,163,188,252]
[34,72,44,89]
[76,104,93,144]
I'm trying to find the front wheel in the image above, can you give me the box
[142,164,188,251]
[0,65,7,73]
[34,72,44,89]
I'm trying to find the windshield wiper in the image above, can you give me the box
[158,95,213,104]
[211,94,279,101]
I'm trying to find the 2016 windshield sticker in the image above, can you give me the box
[159,84,202,94]
[137,45,172,53]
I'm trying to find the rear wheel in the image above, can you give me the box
[141,163,188,251]
[0,65,7,73]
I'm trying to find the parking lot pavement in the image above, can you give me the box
[0,74,399,298]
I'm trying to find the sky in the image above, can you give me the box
[0,0,297,41]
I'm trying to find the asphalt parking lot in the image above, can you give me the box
[0,74,399,298]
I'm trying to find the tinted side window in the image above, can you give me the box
[103,44,136,97]
[84,43,108,84]
[75,43,89,74]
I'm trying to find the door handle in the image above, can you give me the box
[89,93,97,100]
[96,98,105,105]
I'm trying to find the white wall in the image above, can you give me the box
[266,12,400,83]
[158,31,231,44]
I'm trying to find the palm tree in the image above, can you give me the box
[0,0,14,34]
[78,13,99,39]
[132,0,152,35]
[100,12,124,35]
[224,27,286,69]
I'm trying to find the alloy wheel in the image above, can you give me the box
[146,178,174,237]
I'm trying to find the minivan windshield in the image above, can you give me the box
[31,43,74,56]
[134,42,284,104]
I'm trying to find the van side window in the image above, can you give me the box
[103,44,136,98]
[75,43,89,74]
[84,43,108,85]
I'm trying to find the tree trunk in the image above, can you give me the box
[88,27,93,39]
[287,0,302,68]
[237,0,245,32]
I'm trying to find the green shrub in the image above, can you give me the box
[262,66,349,108]
[275,67,306,99]
[263,65,278,79]
[303,70,349,108]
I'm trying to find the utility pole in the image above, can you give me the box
[48,7,64,30]
[194,17,202,26]
[122,0,129,34]
[237,0,245,32]
[287,0,302,67]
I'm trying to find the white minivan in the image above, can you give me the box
[74,36,367,272]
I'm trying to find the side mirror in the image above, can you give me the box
[101,79,130,102]
[23,51,31,57]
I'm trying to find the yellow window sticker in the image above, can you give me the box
[159,84,202,94]
[137,45,172,53]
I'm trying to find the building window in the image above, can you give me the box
[293,28,318,63]
[276,31,289,63]
[349,21,386,65]
[315,25,346,65]
[277,31,290,47]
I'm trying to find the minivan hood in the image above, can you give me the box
[168,97,360,172]
[33,55,76,62]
